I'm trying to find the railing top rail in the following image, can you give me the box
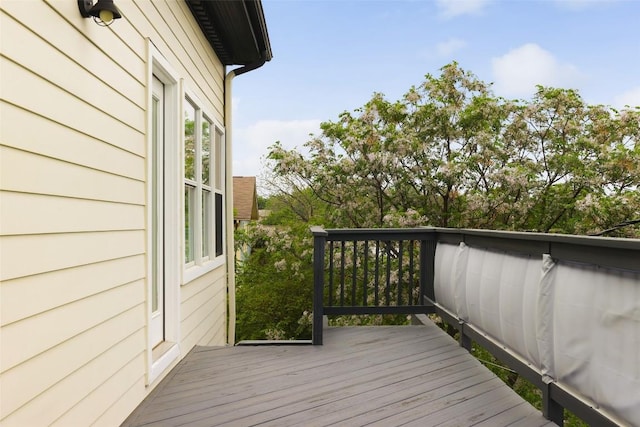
[327,228,435,241]
[310,226,328,237]
[311,226,639,271]
[311,226,640,250]
[313,227,429,235]
[425,226,640,250]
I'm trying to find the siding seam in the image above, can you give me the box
[2,228,145,238]
[0,190,145,210]
[181,294,219,344]
[0,253,144,283]
[137,1,217,99]
[3,4,146,88]
[49,349,146,426]
[0,101,146,159]
[92,373,146,426]
[3,308,145,418]
[0,56,145,134]
[1,277,145,328]
[181,284,217,323]
[163,1,222,96]
[2,302,145,377]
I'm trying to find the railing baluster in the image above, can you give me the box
[363,241,369,306]
[374,241,380,306]
[398,241,404,306]
[329,241,334,307]
[352,240,357,306]
[408,240,415,305]
[385,242,391,306]
[340,241,346,307]
[318,232,437,313]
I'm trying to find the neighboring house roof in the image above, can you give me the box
[186,0,273,66]
[233,176,259,221]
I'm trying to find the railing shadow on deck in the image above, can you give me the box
[311,226,640,427]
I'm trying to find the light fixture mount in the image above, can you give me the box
[78,0,122,26]
[77,0,94,17]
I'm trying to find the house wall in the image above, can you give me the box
[0,1,228,425]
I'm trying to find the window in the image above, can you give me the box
[214,129,224,257]
[184,96,224,276]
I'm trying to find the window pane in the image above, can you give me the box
[215,192,223,257]
[202,190,211,258]
[184,101,196,181]
[202,119,211,186]
[214,130,223,190]
[152,95,159,312]
[185,185,195,263]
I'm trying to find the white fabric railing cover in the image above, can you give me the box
[552,260,640,425]
[434,243,542,369]
[433,242,640,426]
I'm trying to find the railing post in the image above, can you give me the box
[543,383,564,426]
[311,226,327,345]
[420,231,436,305]
[459,320,471,351]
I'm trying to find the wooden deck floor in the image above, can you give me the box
[123,323,556,427]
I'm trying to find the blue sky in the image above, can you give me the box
[231,0,640,181]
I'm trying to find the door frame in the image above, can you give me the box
[150,75,165,349]
[146,42,181,385]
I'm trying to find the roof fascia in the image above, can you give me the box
[185,0,272,66]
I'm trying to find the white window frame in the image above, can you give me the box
[146,42,181,385]
[182,89,226,285]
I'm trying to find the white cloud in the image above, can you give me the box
[418,37,467,60]
[233,119,322,177]
[436,38,468,57]
[613,86,640,109]
[240,119,322,150]
[436,0,490,19]
[491,43,582,99]
[553,0,618,10]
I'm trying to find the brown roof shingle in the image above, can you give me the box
[233,176,259,221]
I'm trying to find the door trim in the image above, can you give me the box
[146,41,181,385]
[150,75,165,348]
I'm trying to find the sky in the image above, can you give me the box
[230,0,640,185]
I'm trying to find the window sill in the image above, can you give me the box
[149,342,180,385]
[183,256,225,285]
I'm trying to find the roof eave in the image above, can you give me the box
[185,0,272,66]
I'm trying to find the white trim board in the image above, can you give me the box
[145,40,181,385]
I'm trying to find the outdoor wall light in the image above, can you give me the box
[78,0,122,26]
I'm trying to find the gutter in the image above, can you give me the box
[225,53,269,345]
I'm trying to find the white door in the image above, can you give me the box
[151,76,165,348]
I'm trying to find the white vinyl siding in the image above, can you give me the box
[180,266,228,349]
[0,0,229,425]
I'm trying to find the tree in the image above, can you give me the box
[235,221,314,340]
[237,63,640,338]
[257,195,268,210]
[267,62,640,236]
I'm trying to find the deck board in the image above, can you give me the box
[123,324,556,426]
